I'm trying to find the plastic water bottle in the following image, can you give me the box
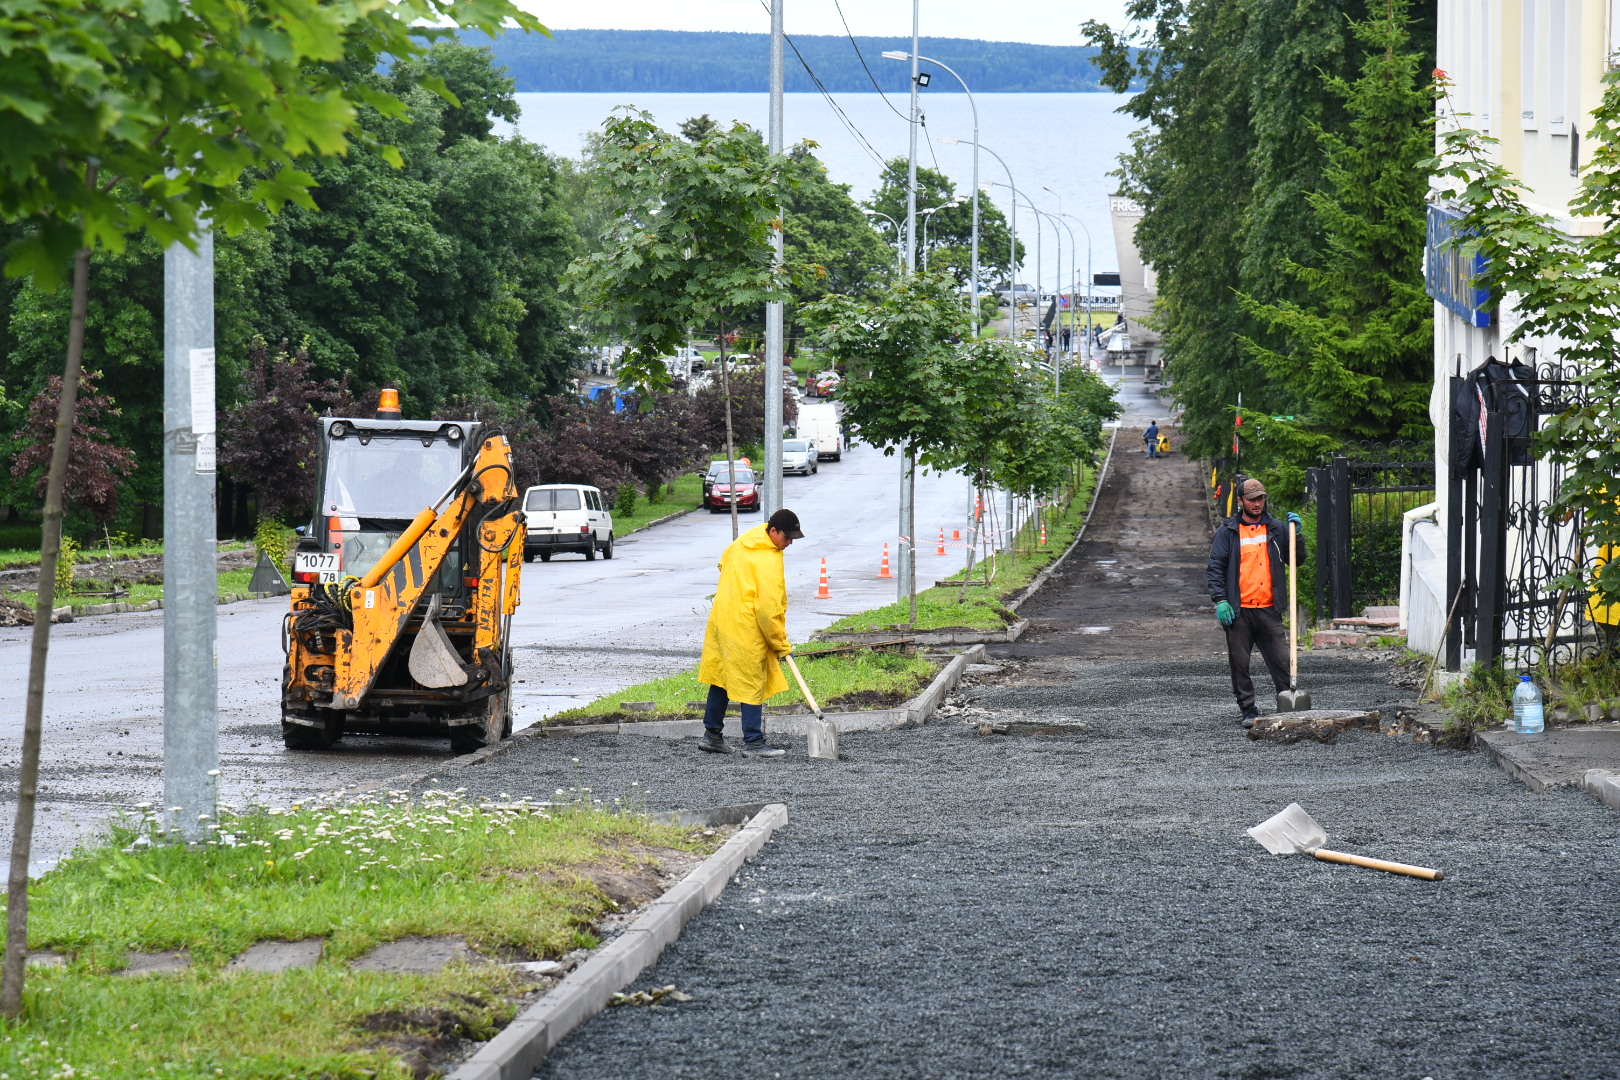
[1513,675,1545,734]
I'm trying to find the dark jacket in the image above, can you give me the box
[1207,511,1307,614]
[1144,423,1159,444]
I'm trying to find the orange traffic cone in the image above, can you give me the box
[1040,521,1048,546]
[952,528,962,541]
[878,544,892,579]
[936,528,947,555]
[816,557,831,599]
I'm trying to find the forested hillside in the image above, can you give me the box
[470,30,1131,93]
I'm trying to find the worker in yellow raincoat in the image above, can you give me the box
[697,508,803,757]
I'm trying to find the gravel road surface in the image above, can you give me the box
[437,404,1620,1079]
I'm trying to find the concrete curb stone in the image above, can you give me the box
[445,802,789,1080]
[1582,769,1620,811]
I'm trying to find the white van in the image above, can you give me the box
[795,401,845,461]
[522,484,614,562]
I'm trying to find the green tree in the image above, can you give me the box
[868,159,1021,294]
[802,272,972,619]
[1234,0,1438,495]
[567,110,787,537]
[780,144,891,352]
[0,0,544,1015]
[1084,0,1420,460]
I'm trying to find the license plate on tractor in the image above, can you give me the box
[292,552,341,583]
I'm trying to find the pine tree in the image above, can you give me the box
[1237,0,1437,453]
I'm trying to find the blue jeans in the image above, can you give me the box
[1147,439,1160,458]
[703,685,764,743]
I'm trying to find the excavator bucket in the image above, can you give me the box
[408,595,469,689]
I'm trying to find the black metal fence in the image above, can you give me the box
[1308,444,1436,619]
[1447,361,1603,671]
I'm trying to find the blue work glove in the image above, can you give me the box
[1216,600,1236,627]
[1287,512,1302,531]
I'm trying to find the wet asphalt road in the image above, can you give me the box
[0,443,978,870]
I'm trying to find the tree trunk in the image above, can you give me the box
[717,322,739,540]
[2,200,95,1016]
[907,440,918,627]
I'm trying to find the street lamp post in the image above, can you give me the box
[919,198,962,271]
[881,54,980,337]
[763,0,785,516]
[1056,212,1093,367]
[1042,187,1071,362]
[861,208,905,275]
[963,142,1018,339]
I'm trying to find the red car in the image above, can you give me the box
[708,468,760,512]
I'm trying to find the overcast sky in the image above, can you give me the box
[521,1,1135,47]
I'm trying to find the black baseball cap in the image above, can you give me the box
[768,508,804,538]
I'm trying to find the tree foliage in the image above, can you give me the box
[868,159,1021,291]
[1083,0,1432,461]
[0,0,543,286]
[1234,0,1438,491]
[9,372,135,524]
[218,338,357,520]
[568,110,789,393]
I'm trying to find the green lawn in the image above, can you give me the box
[614,473,704,535]
[550,647,936,723]
[5,792,715,1079]
[12,567,261,612]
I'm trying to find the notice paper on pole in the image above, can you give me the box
[190,347,216,473]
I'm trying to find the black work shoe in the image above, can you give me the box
[698,732,730,754]
[1241,710,1259,730]
[739,741,785,758]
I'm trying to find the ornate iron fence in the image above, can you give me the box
[1308,443,1436,619]
[1446,360,1601,671]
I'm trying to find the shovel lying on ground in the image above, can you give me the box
[1247,803,1444,881]
[1276,524,1312,712]
[783,653,838,761]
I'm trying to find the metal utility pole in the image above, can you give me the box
[763,0,785,515]
[899,0,920,607]
[163,231,219,842]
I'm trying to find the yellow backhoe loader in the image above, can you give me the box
[279,391,523,753]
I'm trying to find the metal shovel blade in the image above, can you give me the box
[1276,687,1313,712]
[1247,802,1327,856]
[806,716,839,761]
[409,595,470,689]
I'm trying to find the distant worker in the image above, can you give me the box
[696,508,805,757]
[1206,478,1305,729]
[1144,420,1160,458]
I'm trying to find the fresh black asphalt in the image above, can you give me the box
[447,650,1620,1079]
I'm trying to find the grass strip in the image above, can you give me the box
[613,473,704,536]
[822,464,1100,634]
[10,568,262,613]
[550,648,937,723]
[6,790,717,1078]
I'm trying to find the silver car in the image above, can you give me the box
[781,438,818,476]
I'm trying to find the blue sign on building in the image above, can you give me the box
[1426,204,1492,328]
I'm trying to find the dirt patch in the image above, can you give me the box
[827,688,910,709]
[359,999,500,1080]
[993,425,1227,664]
[548,710,696,727]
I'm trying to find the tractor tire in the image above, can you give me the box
[449,720,494,756]
[281,715,339,751]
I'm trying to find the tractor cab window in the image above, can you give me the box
[323,435,464,521]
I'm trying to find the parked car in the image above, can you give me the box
[522,483,614,562]
[702,458,754,504]
[781,438,818,476]
[708,468,760,513]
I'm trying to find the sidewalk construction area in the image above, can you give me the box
[440,432,1620,1078]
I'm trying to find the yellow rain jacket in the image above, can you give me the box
[698,523,791,705]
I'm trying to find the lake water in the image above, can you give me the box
[501,92,1139,288]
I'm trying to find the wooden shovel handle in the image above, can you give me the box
[782,652,823,719]
[1314,848,1444,881]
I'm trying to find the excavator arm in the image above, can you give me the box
[327,435,520,711]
